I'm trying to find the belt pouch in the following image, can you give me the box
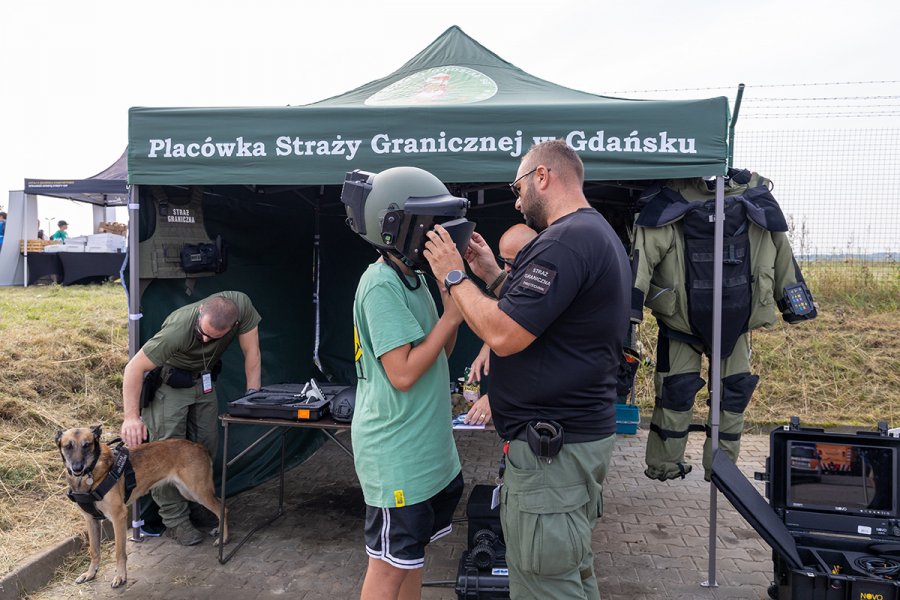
[164,366,195,389]
[525,420,565,461]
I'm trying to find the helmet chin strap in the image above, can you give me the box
[379,249,422,291]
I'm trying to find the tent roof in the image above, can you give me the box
[24,150,128,206]
[128,26,729,185]
[312,25,622,107]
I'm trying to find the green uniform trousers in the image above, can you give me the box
[142,381,219,528]
[645,333,752,481]
[500,435,615,600]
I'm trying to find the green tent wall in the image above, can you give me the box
[127,26,730,497]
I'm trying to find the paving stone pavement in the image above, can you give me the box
[38,427,774,599]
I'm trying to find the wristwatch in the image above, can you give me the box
[444,269,468,294]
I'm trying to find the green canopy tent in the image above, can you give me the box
[125,26,730,509]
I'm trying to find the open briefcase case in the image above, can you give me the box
[227,381,354,422]
[711,417,900,600]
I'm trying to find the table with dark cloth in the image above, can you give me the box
[24,252,125,285]
[23,253,63,284]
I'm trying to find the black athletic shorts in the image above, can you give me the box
[364,471,464,569]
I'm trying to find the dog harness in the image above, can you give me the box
[67,443,137,521]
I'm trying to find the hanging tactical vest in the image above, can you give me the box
[138,186,225,279]
[634,175,799,358]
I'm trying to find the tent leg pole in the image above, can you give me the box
[703,175,725,589]
[127,184,144,543]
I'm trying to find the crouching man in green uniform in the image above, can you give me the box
[120,291,261,545]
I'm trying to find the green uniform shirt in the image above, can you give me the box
[50,230,68,241]
[142,291,261,372]
[351,262,460,508]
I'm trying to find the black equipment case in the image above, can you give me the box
[711,418,900,600]
[227,382,353,421]
[456,484,510,600]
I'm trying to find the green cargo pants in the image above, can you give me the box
[500,435,615,600]
[142,381,218,528]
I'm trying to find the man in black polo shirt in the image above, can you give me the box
[425,140,630,600]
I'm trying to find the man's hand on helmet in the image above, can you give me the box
[424,224,466,283]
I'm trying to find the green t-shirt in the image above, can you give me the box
[351,262,460,508]
[141,291,261,372]
[50,230,68,241]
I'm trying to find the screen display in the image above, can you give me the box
[786,441,896,517]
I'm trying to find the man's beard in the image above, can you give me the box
[521,187,548,232]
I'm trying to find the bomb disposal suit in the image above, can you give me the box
[632,170,816,481]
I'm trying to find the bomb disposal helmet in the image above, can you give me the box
[340,167,474,270]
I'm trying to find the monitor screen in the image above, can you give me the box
[786,441,897,517]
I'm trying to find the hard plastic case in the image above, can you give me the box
[227,382,352,421]
[711,419,900,600]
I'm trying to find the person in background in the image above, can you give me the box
[50,220,68,242]
[464,223,537,426]
[0,212,6,247]
[425,140,630,600]
[120,291,261,546]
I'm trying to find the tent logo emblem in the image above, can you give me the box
[365,66,498,106]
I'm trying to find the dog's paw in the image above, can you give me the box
[75,571,96,584]
[111,575,127,588]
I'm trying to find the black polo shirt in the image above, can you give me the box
[491,208,630,441]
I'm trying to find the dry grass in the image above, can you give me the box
[0,263,898,581]
[0,283,127,577]
[633,264,900,430]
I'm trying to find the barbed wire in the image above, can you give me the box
[744,95,900,101]
[743,112,900,118]
[745,104,900,109]
[603,81,900,94]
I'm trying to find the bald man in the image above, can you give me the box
[464,224,537,425]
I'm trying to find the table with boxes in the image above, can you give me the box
[22,232,127,285]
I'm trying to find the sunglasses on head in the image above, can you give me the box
[496,255,515,268]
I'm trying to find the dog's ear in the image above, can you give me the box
[91,424,103,441]
[55,428,64,446]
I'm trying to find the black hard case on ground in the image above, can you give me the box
[227,383,351,421]
[456,484,510,600]
[711,422,900,600]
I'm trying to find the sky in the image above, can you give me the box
[1,0,898,248]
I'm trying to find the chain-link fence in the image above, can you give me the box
[733,129,899,277]
[602,82,900,295]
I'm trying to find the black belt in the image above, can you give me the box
[513,430,611,445]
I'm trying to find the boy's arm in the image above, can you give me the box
[380,310,462,392]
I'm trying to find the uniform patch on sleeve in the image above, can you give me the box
[520,262,557,294]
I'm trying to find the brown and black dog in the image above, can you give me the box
[56,425,228,588]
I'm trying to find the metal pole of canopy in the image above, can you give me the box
[702,175,726,589]
[126,184,145,543]
[727,83,746,169]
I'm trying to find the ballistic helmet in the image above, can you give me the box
[340,167,474,271]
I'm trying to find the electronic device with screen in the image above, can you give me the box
[711,418,900,600]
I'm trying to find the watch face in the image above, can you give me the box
[446,270,465,286]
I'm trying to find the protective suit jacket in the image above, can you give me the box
[632,171,816,481]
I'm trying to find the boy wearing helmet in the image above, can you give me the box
[341,167,466,600]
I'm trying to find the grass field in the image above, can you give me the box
[0,266,898,577]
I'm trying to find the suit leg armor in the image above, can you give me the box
[645,335,705,481]
[702,334,759,480]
